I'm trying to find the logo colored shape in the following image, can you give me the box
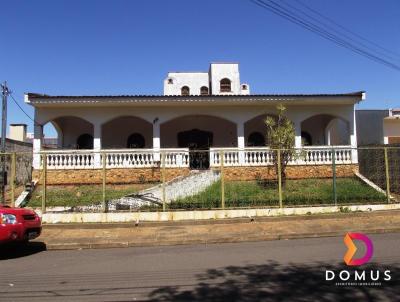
[344,232,373,266]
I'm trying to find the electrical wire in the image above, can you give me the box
[249,0,400,71]
[9,92,41,126]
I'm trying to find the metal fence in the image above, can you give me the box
[1,146,399,213]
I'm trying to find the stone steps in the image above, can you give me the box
[110,169,221,210]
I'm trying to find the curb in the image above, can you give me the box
[41,209,400,229]
[42,227,400,251]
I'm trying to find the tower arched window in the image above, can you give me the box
[181,86,190,96]
[220,78,231,92]
[200,86,209,95]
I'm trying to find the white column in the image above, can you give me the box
[294,120,302,148]
[93,123,102,168]
[350,106,358,163]
[153,121,160,162]
[237,122,245,165]
[33,124,43,170]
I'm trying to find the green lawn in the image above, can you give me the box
[169,178,387,209]
[28,178,387,209]
[29,183,156,207]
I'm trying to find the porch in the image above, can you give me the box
[38,146,355,170]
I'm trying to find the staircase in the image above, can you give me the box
[109,169,221,210]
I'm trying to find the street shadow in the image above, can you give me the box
[149,261,399,302]
[0,241,47,260]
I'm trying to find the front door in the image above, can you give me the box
[177,129,213,169]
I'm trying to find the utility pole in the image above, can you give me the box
[1,81,10,205]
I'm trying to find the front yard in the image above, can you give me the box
[169,178,387,209]
[27,177,387,209]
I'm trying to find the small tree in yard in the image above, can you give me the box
[265,104,296,183]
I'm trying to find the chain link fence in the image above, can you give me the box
[1,146,398,213]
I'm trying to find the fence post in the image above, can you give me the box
[10,152,16,207]
[332,148,337,206]
[102,152,107,213]
[384,147,391,203]
[277,149,283,208]
[161,151,166,211]
[220,150,225,209]
[42,153,47,213]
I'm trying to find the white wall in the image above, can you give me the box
[164,72,209,95]
[209,63,241,95]
[163,63,250,95]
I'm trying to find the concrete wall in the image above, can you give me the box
[2,138,32,185]
[356,110,389,145]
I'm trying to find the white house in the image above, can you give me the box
[25,62,364,184]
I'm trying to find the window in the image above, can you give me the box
[220,78,231,92]
[167,78,173,84]
[181,86,190,96]
[127,133,145,148]
[76,134,93,149]
[247,132,265,147]
[200,86,209,95]
[242,84,247,90]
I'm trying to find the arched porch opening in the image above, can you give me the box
[160,115,237,148]
[161,115,237,169]
[45,116,94,149]
[101,116,152,149]
[301,114,350,146]
[244,114,279,147]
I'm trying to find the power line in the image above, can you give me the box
[293,0,400,60]
[9,92,41,126]
[249,0,400,71]
[281,0,400,62]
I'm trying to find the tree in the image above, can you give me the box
[265,104,296,182]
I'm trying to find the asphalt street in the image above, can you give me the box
[0,233,399,301]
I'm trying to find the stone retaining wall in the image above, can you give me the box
[33,167,191,185]
[222,164,359,181]
[33,164,358,185]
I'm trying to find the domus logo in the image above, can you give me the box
[325,232,391,286]
[344,232,374,266]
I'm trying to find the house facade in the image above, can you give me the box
[26,63,363,184]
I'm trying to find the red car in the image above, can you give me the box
[0,205,42,244]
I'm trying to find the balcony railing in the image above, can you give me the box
[38,146,354,170]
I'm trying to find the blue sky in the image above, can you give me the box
[1,0,399,136]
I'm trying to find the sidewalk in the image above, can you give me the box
[36,210,400,250]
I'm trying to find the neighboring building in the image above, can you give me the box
[356,109,400,145]
[356,109,390,145]
[25,62,363,184]
[384,108,400,144]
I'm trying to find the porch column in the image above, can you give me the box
[153,120,160,162]
[294,120,302,148]
[33,124,43,170]
[350,107,358,163]
[93,123,102,168]
[237,122,245,165]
